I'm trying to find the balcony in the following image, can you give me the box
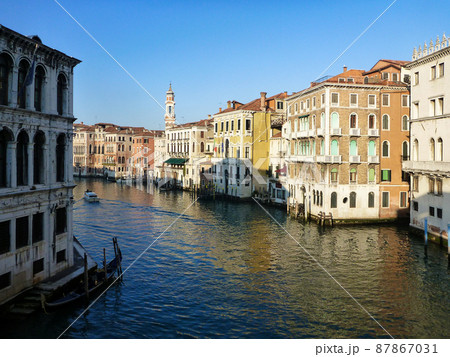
[317,155,342,164]
[368,129,379,137]
[271,116,286,128]
[245,130,252,136]
[368,155,379,164]
[349,128,361,136]
[308,129,316,137]
[316,128,325,136]
[349,155,361,163]
[330,128,342,136]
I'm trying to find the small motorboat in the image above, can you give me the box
[84,190,100,202]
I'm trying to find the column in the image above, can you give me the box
[42,143,49,186]
[65,134,73,183]
[10,68,18,107]
[27,142,34,186]
[26,76,34,111]
[7,142,17,188]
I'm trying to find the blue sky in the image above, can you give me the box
[2,0,449,129]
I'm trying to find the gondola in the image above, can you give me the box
[43,255,122,309]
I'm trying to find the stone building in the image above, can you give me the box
[403,34,450,242]
[285,62,410,222]
[0,25,80,303]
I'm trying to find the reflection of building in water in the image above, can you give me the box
[403,34,450,244]
[0,25,80,304]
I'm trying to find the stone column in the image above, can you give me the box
[27,142,34,186]
[66,134,73,183]
[43,206,51,279]
[7,142,17,188]
[26,77,34,111]
[42,143,49,186]
[10,68,18,107]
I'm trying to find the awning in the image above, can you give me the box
[164,158,188,165]
[298,114,310,118]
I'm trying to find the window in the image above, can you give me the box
[246,119,251,131]
[368,114,375,129]
[34,66,45,112]
[214,123,217,133]
[413,201,418,211]
[56,249,66,263]
[17,60,30,109]
[430,99,436,116]
[221,122,223,131]
[55,207,67,235]
[321,93,325,106]
[0,220,10,255]
[431,65,436,80]
[400,192,407,208]
[437,97,444,115]
[437,208,443,219]
[349,192,356,208]
[368,192,375,208]
[312,97,316,108]
[430,139,436,161]
[225,121,229,132]
[347,78,354,83]
[32,212,44,243]
[382,94,390,106]
[331,112,339,128]
[16,130,29,186]
[57,73,67,116]
[413,139,419,161]
[306,99,310,109]
[413,102,419,119]
[16,216,29,249]
[33,258,44,275]
[368,168,375,183]
[382,141,390,157]
[439,63,444,77]
[350,140,357,156]
[0,272,11,290]
[350,94,357,107]
[402,95,409,107]
[368,95,376,107]
[412,176,419,192]
[392,73,399,82]
[402,141,409,160]
[350,168,357,183]
[402,115,409,131]
[330,168,338,183]
[231,121,234,131]
[277,101,283,110]
[331,93,339,106]
[414,72,419,85]
[245,147,249,158]
[237,120,241,131]
[331,192,337,208]
[381,169,391,182]
[437,138,443,161]
[382,192,389,208]
[350,114,357,128]
[382,114,390,130]
[429,206,435,217]
[382,72,389,80]
[56,134,66,182]
[331,140,339,155]
[0,54,12,106]
[428,177,435,194]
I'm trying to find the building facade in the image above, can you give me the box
[403,34,450,242]
[0,25,80,303]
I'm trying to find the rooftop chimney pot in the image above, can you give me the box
[343,66,348,72]
[260,92,267,112]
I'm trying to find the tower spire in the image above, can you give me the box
[164,83,175,129]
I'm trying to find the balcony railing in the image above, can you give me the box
[330,128,342,136]
[368,129,379,137]
[368,155,379,164]
[316,128,325,136]
[317,155,342,164]
[349,128,361,136]
[349,155,361,163]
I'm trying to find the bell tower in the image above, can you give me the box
[165,83,175,129]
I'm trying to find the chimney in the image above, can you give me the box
[227,100,231,109]
[219,107,222,113]
[284,91,287,96]
[343,65,348,73]
[260,92,267,111]
[208,114,211,119]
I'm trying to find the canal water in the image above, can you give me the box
[2,178,450,338]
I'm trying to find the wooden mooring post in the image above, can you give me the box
[83,253,89,301]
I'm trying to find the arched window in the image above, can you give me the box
[402,141,409,160]
[33,131,45,184]
[350,192,356,208]
[102,145,104,154]
[331,140,339,155]
[331,112,339,128]
[368,192,375,208]
[17,60,30,109]
[368,140,376,156]
[320,191,323,206]
[350,168,357,183]
[402,115,409,131]
[349,113,357,128]
[368,114,375,129]
[368,168,375,183]
[382,114,390,130]
[364,76,369,84]
[34,66,45,112]
[0,53,13,106]
[330,168,338,183]
[16,130,29,186]
[225,139,229,158]
[0,128,13,187]
[313,189,316,204]
[331,192,337,208]
[413,139,419,161]
[430,138,435,161]
[320,139,324,155]
[56,134,66,182]
[57,73,67,116]
[320,112,325,128]
[201,142,204,152]
[382,141,390,157]
[312,115,316,129]
[437,138,443,161]
[350,140,357,156]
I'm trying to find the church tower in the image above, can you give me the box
[164,84,176,129]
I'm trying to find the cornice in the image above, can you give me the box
[406,47,450,69]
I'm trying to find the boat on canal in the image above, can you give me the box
[84,190,100,202]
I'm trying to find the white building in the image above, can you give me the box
[403,34,450,242]
[0,25,81,303]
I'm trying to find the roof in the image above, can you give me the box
[271,132,282,138]
[214,92,288,115]
[363,59,410,75]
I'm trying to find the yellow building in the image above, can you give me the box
[212,92,287,198]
